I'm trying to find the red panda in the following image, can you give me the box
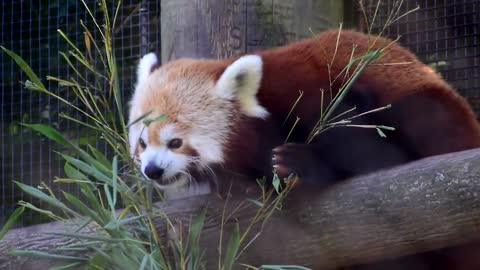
[128,29,480,190]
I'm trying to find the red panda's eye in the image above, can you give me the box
[167,138,183,149]
[139,138,147,149]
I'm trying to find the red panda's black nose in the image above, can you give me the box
[144,163,164,180]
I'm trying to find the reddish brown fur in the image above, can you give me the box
[216,30,480,270]
[220,30,480,174]
[133,30,480,183]
[257,30,478,130]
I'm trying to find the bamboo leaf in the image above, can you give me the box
[376,125,395,138]
[64,162,88,181]
[8,250,86,261]
[17,201,59,219]
[22,124,110,174]
[260,266,312,270]
[61,155,123,192]
[223,223,241,270]
[57,29,85,59]
[84,30,92,58]
[104,215,144,230]
[69,51,97,74]
[89,145,112,169]
[378,125,396,131]
[46,76,77,87]
[189,207,207,245]
[272,174,281,194]
[0,206,25,240]
[139,255,149,270]
[376,127,387,138]
[15,181,77,216]
[78,183,108,222]
[49,262,84,270]
[60,240,103,249]
[59,113,101,132]
[86,253,108,270]
[323,50,382,122]
[103,184,116,222]
[47,232,124,243]
[23,80,47,92]
[23,123,70,147]
[143,114,167,127]
[188,207,207,264]
[246,198,264,208]
[111,156,118,210]
[58,52,87,83]
[62,192,103,225]
[1,46,47,91]
[127,111,152,128]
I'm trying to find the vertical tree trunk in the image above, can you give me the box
[160,0,345,61]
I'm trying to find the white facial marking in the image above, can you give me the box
[137,123,192,185]
[216,55,269,119]
[190,135,223,163]
[137,53,158,84]
[140,145,189,180]
[128,124,142,156]
[159,124,176,144]
[128,53,159,155]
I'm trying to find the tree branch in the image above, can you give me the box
[2,148,480,269]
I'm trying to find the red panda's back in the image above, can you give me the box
[256,30,480,157]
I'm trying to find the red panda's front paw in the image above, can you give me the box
[272,143,340,187]
[272,143,315,181]
[271,144,294,179]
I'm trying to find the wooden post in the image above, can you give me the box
[160,0,345,62]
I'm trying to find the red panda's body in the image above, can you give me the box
[223,30,480,186]
[128,28,480,270]
[128,29,480,188]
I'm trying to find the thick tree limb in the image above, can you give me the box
[2,148,480,269]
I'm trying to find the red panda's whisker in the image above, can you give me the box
[192,159,216,179]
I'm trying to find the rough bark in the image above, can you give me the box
[1,148,480,269]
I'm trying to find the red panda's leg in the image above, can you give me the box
[272,142,348,187]
[380,88,480,157]
[269,85,413,187]
[271,87,480,187]
[272,125,414,187]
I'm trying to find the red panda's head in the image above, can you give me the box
[128,53,268,188]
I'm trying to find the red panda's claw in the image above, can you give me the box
[273,164,292,178]
[272,143,300,179]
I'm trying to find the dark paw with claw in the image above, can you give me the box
[272,143,340,187]
[272,143,317,182]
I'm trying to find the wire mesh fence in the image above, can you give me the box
[361,0,480,114]
[0,0,479,226]
[0,1,160,225]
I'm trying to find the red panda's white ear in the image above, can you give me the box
[137,53,159,84]
[216,55,269,119]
